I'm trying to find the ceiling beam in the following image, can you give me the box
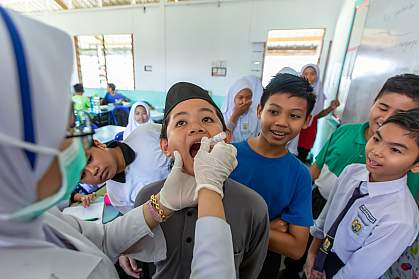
[53,0,69,9]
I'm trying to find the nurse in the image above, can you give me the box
[0,8,236,279]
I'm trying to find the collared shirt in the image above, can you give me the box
[135,178,269,279]
[107,123,170,213]
[314,122,419,199]
[312,164,419,279]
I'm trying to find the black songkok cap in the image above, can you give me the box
[163,82,226,128]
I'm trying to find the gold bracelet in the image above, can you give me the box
[150,194,166,222]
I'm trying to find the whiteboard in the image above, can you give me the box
[340,0,419,123]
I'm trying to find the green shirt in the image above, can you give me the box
[72,95,90,111]
[314,122,419,199]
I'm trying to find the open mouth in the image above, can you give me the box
[189,142,201,158]
[367,157,382,168]
[271,130,287,139]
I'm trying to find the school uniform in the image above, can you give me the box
[135,178,270,279]
[314,122,419,206]
[312,164,419,279]
[106,123,170,214]
[103,91,128,104]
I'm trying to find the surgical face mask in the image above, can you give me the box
[0,134,87,221]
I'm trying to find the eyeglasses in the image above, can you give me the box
[66,110,95,150]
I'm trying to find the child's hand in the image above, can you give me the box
[270,218,289,233]
[233,100,252,117]
[80,193,96,208]
[330,99,340,110]
[304,251,326,279]
[118,255,142,278]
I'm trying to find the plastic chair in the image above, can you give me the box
[111,106,129,126]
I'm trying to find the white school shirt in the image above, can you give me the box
[107,123,170,213]
[311,164,419,279]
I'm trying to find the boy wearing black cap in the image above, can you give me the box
[135,82,269,279]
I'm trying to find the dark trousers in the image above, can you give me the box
[258,250,282,279]
[297,147,311,164]
[279,187,328,278]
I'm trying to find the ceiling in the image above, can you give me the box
[0,0,194,13]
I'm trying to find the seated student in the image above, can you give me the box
[135,82,270,279]
[80,122,170,213]
[72,83,90,111]
[304,109,419,279]
[221,76,263,143]
[123,101,153,140]
[101,83,129,105]
[229,73,316,279]
[282,74,419,279]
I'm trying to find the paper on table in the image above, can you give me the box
[63,201,104,223]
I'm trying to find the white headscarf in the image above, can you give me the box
[221,75,263,142]
[0,9,73,248]
[300,64,327,120]
[123,101,152,140]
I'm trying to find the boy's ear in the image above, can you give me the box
[224,128,233,143]
[256,104,262,119]
[410,161,419,173]
[303,114,313,129]
[160,138,171,157]
[94,140,107,150]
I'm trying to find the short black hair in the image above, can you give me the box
[73,83,84,93]
[375,74,419,105]
[108,83,116,92]
[383,108,419,162]
[260,73,316,117]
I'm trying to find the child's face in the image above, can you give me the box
[234,89,252,106]
[160,99,226,176]
[369,92,417,135]
[135,105,149,124]
[80,144,118,184]
[257,93,310,148]
[365,123,419,182]
[303,67,317,85]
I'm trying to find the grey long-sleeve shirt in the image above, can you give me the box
[135,178,269,279]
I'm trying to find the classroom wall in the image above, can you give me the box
[30,0,345,97]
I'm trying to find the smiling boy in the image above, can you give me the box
[305,109,419,279]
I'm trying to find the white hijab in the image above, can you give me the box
[301,64,327,120]
[123,101,152,140]
[221,76,263,142]
[0,8,73,248]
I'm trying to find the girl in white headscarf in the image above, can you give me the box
[0,8,237,279]
[221,76,263,143]
[297,64,339,163]
[123,101,152,140]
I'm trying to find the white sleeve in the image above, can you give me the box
[190,217,236,279]
[333,223,417,279]
[56,205,166,263]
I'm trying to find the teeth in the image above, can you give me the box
[272,131,285,136]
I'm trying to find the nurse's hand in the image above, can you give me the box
[159,151,197,211]
[118,255,142,278]
[194,137,237,199]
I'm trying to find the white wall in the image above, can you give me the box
[31,0,345,96]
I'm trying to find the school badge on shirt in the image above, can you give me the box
[351,218,362,234]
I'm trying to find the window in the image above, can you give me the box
[262,29,325,86]
[74,34,135,90]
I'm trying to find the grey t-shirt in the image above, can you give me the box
[134,178,269,279]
